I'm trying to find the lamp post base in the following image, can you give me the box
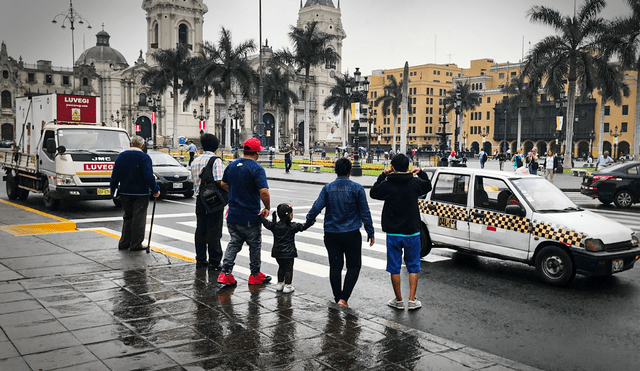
[352,155,362,176]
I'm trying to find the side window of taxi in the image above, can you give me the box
[473,176,514,212]
[431,173,470,205]
[628,166,640,175]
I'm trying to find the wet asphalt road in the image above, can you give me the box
[2,178,640,371]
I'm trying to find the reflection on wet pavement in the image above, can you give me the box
[0,261,519,370]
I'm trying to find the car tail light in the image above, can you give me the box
[593,175,614,182]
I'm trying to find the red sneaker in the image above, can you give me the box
[248,272,272,285]
[217,272,236,286]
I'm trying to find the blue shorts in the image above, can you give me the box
[386,233,421,274]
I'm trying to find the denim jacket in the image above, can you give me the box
[306,177,375,239]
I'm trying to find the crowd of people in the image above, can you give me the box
[110,135,434,311]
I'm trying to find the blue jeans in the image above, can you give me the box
[285,157,292,172]
[222,222,262,275]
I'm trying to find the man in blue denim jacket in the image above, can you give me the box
[306,157,375,308]
[110,136,160,251]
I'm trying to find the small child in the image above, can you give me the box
[261,204,314,293]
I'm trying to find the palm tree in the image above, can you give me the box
[608,0,640,159]
[375,75,412,152]
[142,43,192,147]
[273,22,340,153]
[502,75,539,151]
[444,82,480,152]
[263,63,298,149]
[524,0,607,167]
[199,28,256,149]
[323,74,353,148]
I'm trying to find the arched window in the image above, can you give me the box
[154,23,159,43]
[82,77,89,86]
[183,100,189,113]
[139,93,147,106]
[1,91,11,109]
[178,24,188,45]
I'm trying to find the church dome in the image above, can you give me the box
[303,0,335,8]
[75,30,128,67]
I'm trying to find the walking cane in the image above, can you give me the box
[145,197,157,253]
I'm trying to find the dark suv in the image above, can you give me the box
[581,161,640,208]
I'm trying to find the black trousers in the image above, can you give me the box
[324,230,362,303]
[194,197,224,265]
[189,152,196,166]
[118,195,149,250]
[276,258,294,284]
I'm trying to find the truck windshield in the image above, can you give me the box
[511,178,581,213]
[57,129,130,152]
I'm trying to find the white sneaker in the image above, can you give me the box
[282,284,295,293]
[387,298,404,309]
[276,282,284,291]
[407,299,422,310]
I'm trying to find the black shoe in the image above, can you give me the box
[208,263,222,271]
[129,245,145,251]
[196,261,208,269]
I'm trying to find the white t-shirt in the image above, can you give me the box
[545,156,554,170]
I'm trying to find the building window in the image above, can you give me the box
[511,72,517,78]
[621,122,628,132]
[82,77,89,86]
[604,123,609,133]
[622,105,629,115]
[183,100,189,113]
[62,76,70,85]
[487,111,490,120]
[179,24,188,45]
[487,97,491,103]
[604,106,610,116]
[45,74,53,84]
[499,73,505,79]
[139,93,147,106]
[2,70,8,79]
[28,73,35,83]
[1,91,11,109]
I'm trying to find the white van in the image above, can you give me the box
[419,168,640,286]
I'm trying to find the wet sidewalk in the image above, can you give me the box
[0,200,541,370]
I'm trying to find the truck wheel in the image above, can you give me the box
[535,246,575,286]
[614,190,633,209]
[18,188,29,200]
[5,171,20,200]
[42,184,60,210]
[420,223,432,257]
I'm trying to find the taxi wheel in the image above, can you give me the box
[614,190,633,209]
[420,223,432,257]
[535,246,575,286]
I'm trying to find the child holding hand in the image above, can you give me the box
[261,204,314,293]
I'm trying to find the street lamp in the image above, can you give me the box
[503,109,508,154]
[345,67,369,176]
[367,106,377,158]
[110,110,122,129]
[462,131,468,152]
[453,90,462,152]
[554,92,567,155]
[610,126,620,160]
[481,127,487,153]
[228,100,244,149]
[52,0,91,93]
[588,129,595,158]
[192,103,210,134]
[147,93,161,149]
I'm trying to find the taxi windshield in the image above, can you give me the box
[511,178,581,213]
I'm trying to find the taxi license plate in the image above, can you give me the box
[612,259,624,272]
[97,188,110,196]
[438,217,457,230]
[173,182,184,189]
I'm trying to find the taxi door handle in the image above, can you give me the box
[428,205,436,211]
[472,212,484,219]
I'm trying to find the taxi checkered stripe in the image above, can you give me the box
[469,209,532,233]
[419,200,468,222]
[532,221,586,247]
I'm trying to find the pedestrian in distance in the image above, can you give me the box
[186,140,197,167]
[596,151,613,170]
[479,149,487,169]
[284,145,293,173]
[512,149,525,172]
[370,154,432,310]
[306,157,375,308]
[544,149,559,182]
[261,203,315,294]
[110,136,160,251]
[498,152,506,171]
[218,138,272,286]
[191,134,225,270]
[527,148,539,175]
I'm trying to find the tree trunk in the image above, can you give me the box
[274,108,280,151]
[400,62,409,155]
[564,79,577,168]
[172,85,179,148]
[635,64,640,159]
[304,80,310,154]
[342,107,348,149]
[517,107,522,151]
[224,94,231,149]
[392,114,397,153]
[598,95,606,157]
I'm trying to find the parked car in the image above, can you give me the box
[419,167,640,286]
[147,151,194,198]
[0,139,14,148]
[581,161,640,208]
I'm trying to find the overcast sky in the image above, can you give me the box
[0,0,631,75]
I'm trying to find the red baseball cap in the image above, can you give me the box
[243,138,265,152]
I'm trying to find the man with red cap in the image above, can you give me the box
[218,138,272,286]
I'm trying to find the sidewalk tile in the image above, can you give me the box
[52,360,111,371]
[12,332,82,355]
[23,345,98,371]
[0,340,20,359]
[0,299,43,315]
[101,349,179,370]
[0,308,54,326]
[2,318,68,340]
[0,357,31,371]
[71,323,134,345]
[85,335,154,360]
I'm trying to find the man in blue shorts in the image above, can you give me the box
[370,153,432,310]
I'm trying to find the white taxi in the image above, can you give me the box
[419,168,640,286]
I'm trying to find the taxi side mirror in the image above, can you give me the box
[505,205,525,217]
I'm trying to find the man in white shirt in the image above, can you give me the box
[596,151,613,170]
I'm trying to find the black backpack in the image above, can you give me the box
[198,156,228,213]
